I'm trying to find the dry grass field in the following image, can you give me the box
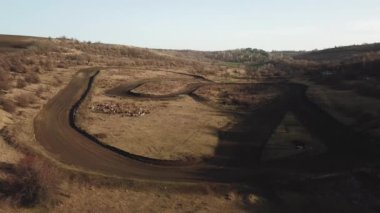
[0,35,380,212]
[76,69,234,160]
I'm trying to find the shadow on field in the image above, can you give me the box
[205,83,376,175]
[208,97,288,168]
[197,83,380,212]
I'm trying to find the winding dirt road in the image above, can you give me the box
[34,68,373,183]
[34,69,257,182]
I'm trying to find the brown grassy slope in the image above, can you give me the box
[0,34,43,50]
[295,43,380,62]
[0,34,221,112]
[0,36,249,212]
[287,43,380,144]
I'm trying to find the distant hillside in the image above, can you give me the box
[295,43,380,61]
[155,48,270,65]
[0,34,45,50]
[201,48,269,63]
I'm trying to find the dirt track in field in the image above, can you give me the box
[34,68,373,183]
[34,69,254,182]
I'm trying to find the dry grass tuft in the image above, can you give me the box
[14,93,37,107]
[35,85,45,98]
[0,70,11,90]
[16,78,27,88]
[0,97,16,113]
[24,72,40,84]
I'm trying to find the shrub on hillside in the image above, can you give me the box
[1,155,60,207]
[16,78,27,88]
[65,54,92,65]
[35,85,45,98]
[24,72,40,84]
[40,58,54,71]
[15,93,36,107]
[0,97,16,113]
[9,58,27,73]
[0,70,10,90]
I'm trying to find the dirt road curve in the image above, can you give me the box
[34,69,255,182]
[34,68,372,183]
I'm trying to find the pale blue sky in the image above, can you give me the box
[0,0,379,51]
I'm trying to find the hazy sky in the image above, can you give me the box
[1,0,379,51]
